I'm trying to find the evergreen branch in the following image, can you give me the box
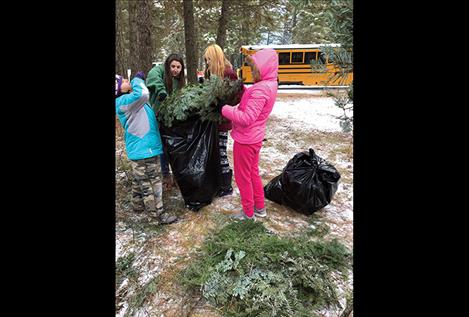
[158,76,243,127]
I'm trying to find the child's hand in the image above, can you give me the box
[134,71,145,80]
[217,103,228,114]
[158,93,167,102]
[120,79,132,94]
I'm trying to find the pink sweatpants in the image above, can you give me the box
[233,141,264,217]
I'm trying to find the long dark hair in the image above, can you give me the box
[164,53,185,94]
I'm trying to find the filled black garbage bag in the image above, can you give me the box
[264,148,341,215]
[159,116,221,211]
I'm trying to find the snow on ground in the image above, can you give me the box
[265,94,353,249]
[116,93,353,316]
[271,94,352,132]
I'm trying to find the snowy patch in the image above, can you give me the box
[116,92,353,317]
[271,96,351,133]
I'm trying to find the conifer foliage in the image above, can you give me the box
[158,76,243,127]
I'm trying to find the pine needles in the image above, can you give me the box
[158,75,244,127]
[181,221,352,316]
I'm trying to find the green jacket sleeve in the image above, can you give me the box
[146,65,167,112]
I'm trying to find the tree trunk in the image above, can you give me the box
[128,0,138,77]
[281,2,291,44]
[183,0,198,84]
[137,0,153,75]
[216,0,229,50]
[198,47,204,71]
[290,6,298,43]
[115,0,125,75]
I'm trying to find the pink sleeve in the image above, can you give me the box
[221,87,266,127]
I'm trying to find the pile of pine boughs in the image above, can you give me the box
[158,75,243,127]
[181,221,352,316]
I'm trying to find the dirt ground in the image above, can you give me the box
[115,94,353,317]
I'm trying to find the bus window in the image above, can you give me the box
[279,52,290,65]
[318,52,326,64]
[304,52,317,64]
[291,52,303,63]
[242,53,249,66]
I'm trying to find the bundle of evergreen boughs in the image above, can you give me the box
[158,75,243,127]
[181,221,352,317]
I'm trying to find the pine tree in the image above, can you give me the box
[137,0,153,75]
[324,0,353,133]
[216,0,229,49]
[158,76,243,127]
[326,0,353,50]
[115,0,129,76]
[183,0,199,84]
[128,0,138,75]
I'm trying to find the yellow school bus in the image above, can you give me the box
[237,44,353,86]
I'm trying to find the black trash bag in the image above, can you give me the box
[159,116,221,211]
[264,148,341,215]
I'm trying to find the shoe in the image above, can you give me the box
[159,212,178,224]
[254,207,267,218]
[230,211,255,221]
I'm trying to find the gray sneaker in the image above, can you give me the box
[254,207,267,218]
[230,211,255,221]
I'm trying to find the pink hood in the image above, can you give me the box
[221,49,278,144]
[251,48,278,81]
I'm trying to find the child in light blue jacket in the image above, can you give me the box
[116,72,177,225]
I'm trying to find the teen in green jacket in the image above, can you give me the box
[146,54,186,189]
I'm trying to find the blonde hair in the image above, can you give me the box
[204,44,232,78]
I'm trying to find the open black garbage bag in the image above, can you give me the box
[159,116,221,211]
[264,148,341,215]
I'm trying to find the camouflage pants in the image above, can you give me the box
[129,156,163,214]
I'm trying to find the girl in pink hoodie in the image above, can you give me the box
[221,48,278,220]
